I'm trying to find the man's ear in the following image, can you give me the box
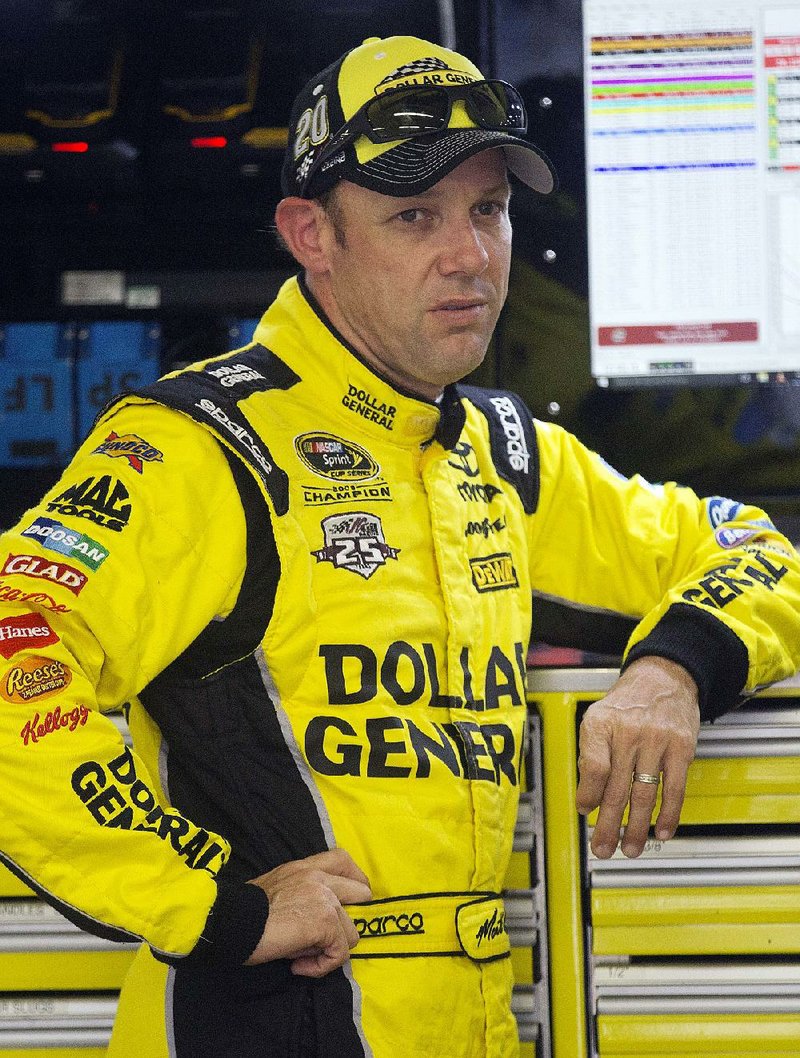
[274,197,330,274]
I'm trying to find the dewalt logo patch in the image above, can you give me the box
[469,553,519,593]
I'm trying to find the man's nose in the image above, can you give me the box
[437,219,490,276]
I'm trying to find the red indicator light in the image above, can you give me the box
[190,136,227,148]
[51,141,89,153]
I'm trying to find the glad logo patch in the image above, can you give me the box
[2,554,88,595]
[470,553,519,593]
[92,431,164,474]
[0,614,59,659]
[2,656,72,704]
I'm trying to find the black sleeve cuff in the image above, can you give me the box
[622,602,750,722]
[182,878,269,968]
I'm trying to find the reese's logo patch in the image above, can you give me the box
[2,656,72,704]
[295,432,380,482]
[470,553,519,593]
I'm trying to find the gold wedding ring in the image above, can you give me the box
[632,772,661,785]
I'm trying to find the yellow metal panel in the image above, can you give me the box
[504,850,532,889]
[518,1043,536,1058]
[588,757,800,827]
[531,692,589,1058]
[510,944,533,985]
[592,885,800,955]
[0,1051,106,1058]
[0,865,32,897]
[597,1013,800,1053]
[0,949,135,990]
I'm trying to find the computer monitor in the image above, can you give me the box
[583,0,800,388]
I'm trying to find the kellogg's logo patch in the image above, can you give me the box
[2,656,72,704]
[295,432,380,482]
[20,703,89,746]
[0,614,59,660]
[92,431,164,474]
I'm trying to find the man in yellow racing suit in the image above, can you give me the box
[1,34,799,1058]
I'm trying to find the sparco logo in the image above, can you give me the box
[312,512,400,579]
[46,475,131,533]
[295,432,380,482]
[353,912,425,937]
[470,553,519,593]
[475,908,507,946]
[0,614,58,660]
[195,399,274,479]
[489,396,530,472]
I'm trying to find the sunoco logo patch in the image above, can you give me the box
[295,433,379,482]
[470,553,519,593]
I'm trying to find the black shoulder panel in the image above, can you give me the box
[458,385,540,514]
[131,344,299,516]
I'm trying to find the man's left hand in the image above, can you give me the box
[575,656,700,858]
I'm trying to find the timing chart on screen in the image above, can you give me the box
[583,0,800,386]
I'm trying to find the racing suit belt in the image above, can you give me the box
[345,892,510,962]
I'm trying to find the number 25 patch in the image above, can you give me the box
[312,512,400,580]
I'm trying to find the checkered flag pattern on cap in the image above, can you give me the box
[376,56,450,87]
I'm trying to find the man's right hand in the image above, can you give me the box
[244,848,372,977]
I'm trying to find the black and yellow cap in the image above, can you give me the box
[281,35,556,199]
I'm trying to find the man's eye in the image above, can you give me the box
[476,201,504,217]
[397,208,425,223]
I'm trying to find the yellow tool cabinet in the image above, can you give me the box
[530,667,800,1058]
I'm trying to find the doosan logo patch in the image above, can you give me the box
[0,614,59,660]
[2,554,88,595]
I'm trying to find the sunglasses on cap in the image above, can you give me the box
[297,79,528,197]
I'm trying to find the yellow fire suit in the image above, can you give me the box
[0,275,799,1058]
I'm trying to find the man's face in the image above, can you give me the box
[317,149,512,400]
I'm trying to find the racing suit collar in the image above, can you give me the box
[255,274,455,449]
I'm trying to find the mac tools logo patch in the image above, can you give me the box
[312,512,400,579]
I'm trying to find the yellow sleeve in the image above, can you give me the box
[528,420,800,717]
[0,400,253,958]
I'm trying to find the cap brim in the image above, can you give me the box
[346,128,557,197]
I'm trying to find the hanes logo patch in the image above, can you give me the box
[0,614,59,660]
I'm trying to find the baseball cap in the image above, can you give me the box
[281,35,557,200]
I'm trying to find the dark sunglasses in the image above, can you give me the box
[299,79,528,196]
